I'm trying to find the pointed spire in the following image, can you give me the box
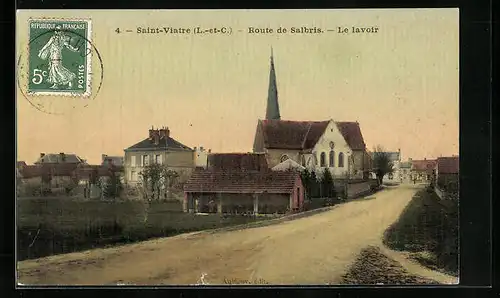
[266,47,281,120]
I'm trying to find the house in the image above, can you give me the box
[253,119,371,179]
[435,156,459,194]
[123,126,194,184]
[399,159,412,182]
[411,158,437,182]
[101,154,124,167]
[35,152,86,165]
[184,153,304,214]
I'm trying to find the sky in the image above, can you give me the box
[16,9,459,165]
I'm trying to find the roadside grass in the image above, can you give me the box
[17,197,271,261]
[383,189,458,276]
[340,246,437,285]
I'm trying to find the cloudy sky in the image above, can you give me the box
[17,9,459,164]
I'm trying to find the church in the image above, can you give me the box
[252,50,373,180]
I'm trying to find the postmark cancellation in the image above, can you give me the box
[27,18,92,97]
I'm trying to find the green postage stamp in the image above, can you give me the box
[27,19,92,96]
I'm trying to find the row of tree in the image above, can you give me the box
[300,168,337,199]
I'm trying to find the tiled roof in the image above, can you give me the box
[260,119,330,150]
[259,120,367,151]
[208,153,268,171]
[437,156,459,174]
[125,136,192,151]
[34,153,85,164]
[335,122,367,151]
[412,159,437,172]
[184,169,300,194]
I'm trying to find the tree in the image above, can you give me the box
[372,145,394,185]
[300,168,312,199]
[104,174,123,199]
[309,170,321,198]
[321,168,336,199]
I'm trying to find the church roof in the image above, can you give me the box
[259,119,366,151]
[335,122,367,151]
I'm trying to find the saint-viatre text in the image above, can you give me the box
[124,25,380,35]
[135,26,232,34]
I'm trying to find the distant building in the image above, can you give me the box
[101,154,124,167]
[435,155,459,194]
[34,152,86,165]
[123,126,194,184]
[399,159,412,181]
[411,158,437,182]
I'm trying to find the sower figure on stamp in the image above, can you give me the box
[38,25,80,89]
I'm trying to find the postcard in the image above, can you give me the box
[16,9,459,286]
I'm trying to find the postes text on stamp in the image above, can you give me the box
[28,19,92,97]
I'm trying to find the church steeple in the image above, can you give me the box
[265,47,281,120]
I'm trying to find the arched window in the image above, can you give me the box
[320,152,326,167]
[338,152,344,168]
[329,150,335,167]
[280,155,289,163]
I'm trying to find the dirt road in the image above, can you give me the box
[18,185,442,285]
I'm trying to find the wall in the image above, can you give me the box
[346,181,372,199]
[124,149,195,184]
[290,176,305,210]
[311,120,352,178]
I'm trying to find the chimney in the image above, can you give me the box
[59,152,66,162]
[102,154,107,162]
[165,127,170,138]
[40,153,45,158]
[149,126,156,139]
[194,146,197,151]
[159,126,169,139]
[200,146,204,151]
[424,158,426,160]
[208,149,211,153]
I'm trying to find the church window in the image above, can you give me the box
[280,155,289,163]
[329,150,335,167]
[320,152,326,167]
[338,152,345,168]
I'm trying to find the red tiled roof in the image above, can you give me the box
[184,169,300,194]
[412,160,437,172]
[437,156,459,174]
[260,120,330,150]
[208,153,268,171]
[336,122,367,151]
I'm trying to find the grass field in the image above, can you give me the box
[17,197,272,261]
[383,189,458,276]
[340,246,437,285]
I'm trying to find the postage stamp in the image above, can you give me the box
[27,18,92,96]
